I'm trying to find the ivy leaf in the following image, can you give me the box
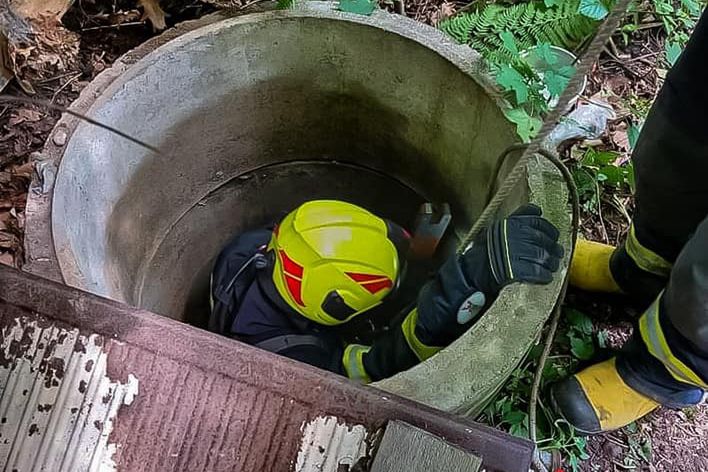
[535,43,558,66]
[570,334,595,360]
[665,41,682,67]
[499,31,519,55]
[543,69,570,97]
[579,0,609,19]
[503,107,542,142]
[497,65,528,104]
[503,410,527,425]
[338,0,378,15]
[566,309,593,335]
[681,0,701,15]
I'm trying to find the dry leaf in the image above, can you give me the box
[139,0,167,31]
[0,251,15,267]
[431,2,455,25]
[0,230,19,250]
[611,127,630,152]
[10,0,75,21]
[8,107,42,125]
[0,34,13,93]
[6,15,80,94]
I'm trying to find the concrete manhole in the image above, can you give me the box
[25,2,571,415]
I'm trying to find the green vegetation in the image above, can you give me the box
[439,1,598,53]
[477,308,599,471]
[571,147,635,215]
[439,0,604,140]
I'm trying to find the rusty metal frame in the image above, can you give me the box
[0,266,533,471]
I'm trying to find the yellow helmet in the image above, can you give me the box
[269,200,401,326]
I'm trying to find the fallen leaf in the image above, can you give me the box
[0,230,20,250]
[0,251,14,267]
[139,0,167,31]
[11,161,34,178]
[431,2,455,25]
[10,0,76,21]
[0,34,13,93]
[611,128,630,152]
[8,108,42,125]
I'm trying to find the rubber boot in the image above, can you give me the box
[569,239,622,293]
[550,358,660,434]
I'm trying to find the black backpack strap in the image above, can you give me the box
[254,334,328,354]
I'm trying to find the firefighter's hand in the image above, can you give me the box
[460,204,564,295]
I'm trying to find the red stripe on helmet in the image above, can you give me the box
[360,278,393,294]
[284,274,305,306]
[346,272,386,283]
[346,272,393,295]
[279,250,303,278]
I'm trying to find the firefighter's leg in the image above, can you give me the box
[570,9,708,305]
[553,216,708,433]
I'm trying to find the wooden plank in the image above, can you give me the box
[371,421,482,472]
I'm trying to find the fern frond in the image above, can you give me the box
[439,0,599,56]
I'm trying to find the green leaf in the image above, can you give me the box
[503,107,542,142]
[566,309,593,335]
[570,334,595,360]
[497,65,529,104]
[626,162,636,192]
[503,410,527,425]
[509,422,530,438]
[544,0,561,6]
[338,0,377,15]
[654,0,674,15]
[665,41,682,66]
[680,0,701,15]
[628,122,642,149]
[543,69,570,97]
[499,31,519,55]
[276,0,296,9]
[579,0,609,19]
[535,43,558,66]
[598,165,625,187]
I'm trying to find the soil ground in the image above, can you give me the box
[0,1,705,470]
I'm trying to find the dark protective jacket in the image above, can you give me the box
[209,228,483,382]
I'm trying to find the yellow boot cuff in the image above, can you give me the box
[576,358,660,431]
[569,239,622,293]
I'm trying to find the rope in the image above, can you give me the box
[456,0,633,255]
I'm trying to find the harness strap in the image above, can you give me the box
[254,334,328,354]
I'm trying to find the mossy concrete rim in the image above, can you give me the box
[23,2,571,416]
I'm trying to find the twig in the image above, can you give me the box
[596,182,609,244]
[51,73,82,103]
[80,21,146,32]
[0,95,161,154]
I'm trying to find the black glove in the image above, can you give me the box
[413,204,563,347]
[461,204,564,296]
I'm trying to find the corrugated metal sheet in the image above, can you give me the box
[0,318,138,471]
[0,266,534,472]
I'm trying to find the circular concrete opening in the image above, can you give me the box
[26,3,570,414]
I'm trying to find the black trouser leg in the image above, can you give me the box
[617,216,708,406]
[610,9,708,305]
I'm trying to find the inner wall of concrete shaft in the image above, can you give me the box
[49,5,567,414]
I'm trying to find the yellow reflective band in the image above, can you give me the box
[342,344,372,384]
[639,295,708,389]
[626,224,672,277]
[401,309,442,361]
[503,219,514,279]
